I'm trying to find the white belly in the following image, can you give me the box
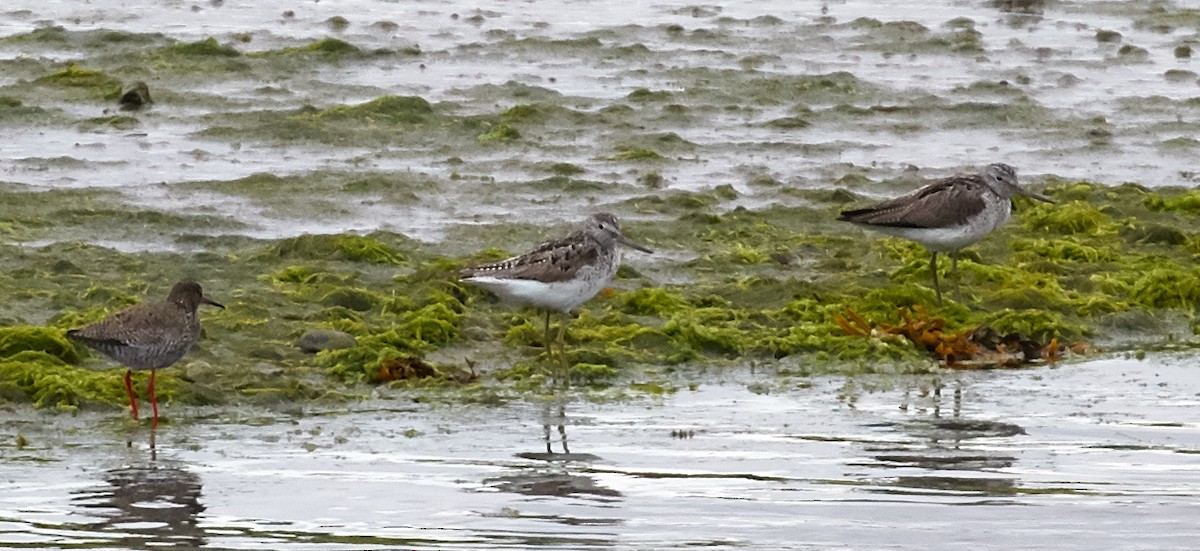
[464,263,616,314]
[874,198,1011,252]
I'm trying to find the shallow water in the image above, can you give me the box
[4,355,1200,550]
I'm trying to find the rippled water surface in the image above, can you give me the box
[4,356,1200,550]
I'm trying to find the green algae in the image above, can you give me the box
[162,37,241,57]
[1145,189,1200,214]
[200,95,458,146]
[79,115,140,131]
[1,173,1200,412]
[0,327,79,364]
[0,351,134,411]
[0,326,181,412]
[603,146,664,161]
[628,88,673,102]
[253,37,366,58]
[1133,7,1200,32]
[34,63,121,99]
[313,95,433,124]
[849,20,983,54]
[268,234,407,265]
[500,104,539,122]
[477,123,520,144]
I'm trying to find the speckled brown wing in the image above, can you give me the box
[460,230,601,284]
[67,301,199,371]
[838,174,990,229]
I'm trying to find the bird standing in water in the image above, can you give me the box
[838,163,1053,304]
[460,213,653,383]
[67,281,224,427]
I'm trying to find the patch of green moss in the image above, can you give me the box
[1145,189,1200,215]
[0,26,69,44]
[548,162,585,176]
[162,37,240,57]
[477,123,520,144]
[257,37,363,58]
[603,146,664,161]
[320,301,463,383]
[1128,265,1200,309]
[79,115,140,131]
[1011,238,1119,263]
[1021,201,1114,235]
[34,63,121,99]
[500,104,538,122]
[0,326,80,363]
[765,117,811,129]
[620,288,688,316]
[570,362,620,385]
[0,351,145,411]
[268,234,406,265]
[1133,8,1200,33]
[311,95,433,124]
[628,88,673,102]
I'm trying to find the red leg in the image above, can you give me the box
[148,370,159,429]
[123,369,139,420]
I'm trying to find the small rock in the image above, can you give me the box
[297,329,356,352]
[253,362,285,377]
[118,81,151,111]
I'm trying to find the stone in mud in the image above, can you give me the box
[298,329,356,353]
[119,81,152,110]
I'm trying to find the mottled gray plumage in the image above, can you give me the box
[68,281,222,371]
[67,281,223,426]
[837,164,1043,230]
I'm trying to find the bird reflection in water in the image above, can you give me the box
[486,398,620,505]
[852,375,1029,496]
[72,462,206,549]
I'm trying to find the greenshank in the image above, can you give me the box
[838,163,1053,304]
[460,213,653,381]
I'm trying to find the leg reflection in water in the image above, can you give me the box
[543,399,569,454]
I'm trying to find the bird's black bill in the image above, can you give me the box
[1018,187,1054,203]
[203,297,226,309]
[616,234,654,254]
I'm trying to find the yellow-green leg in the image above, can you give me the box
[930,251,943,306]
[951,252,961,302]
[542,310,553,359]
[556,312,570,389]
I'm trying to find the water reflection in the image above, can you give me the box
[71,462,206,549]
[486,399,621,505]
[516,399,602,463]
[855,376,1029,497]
